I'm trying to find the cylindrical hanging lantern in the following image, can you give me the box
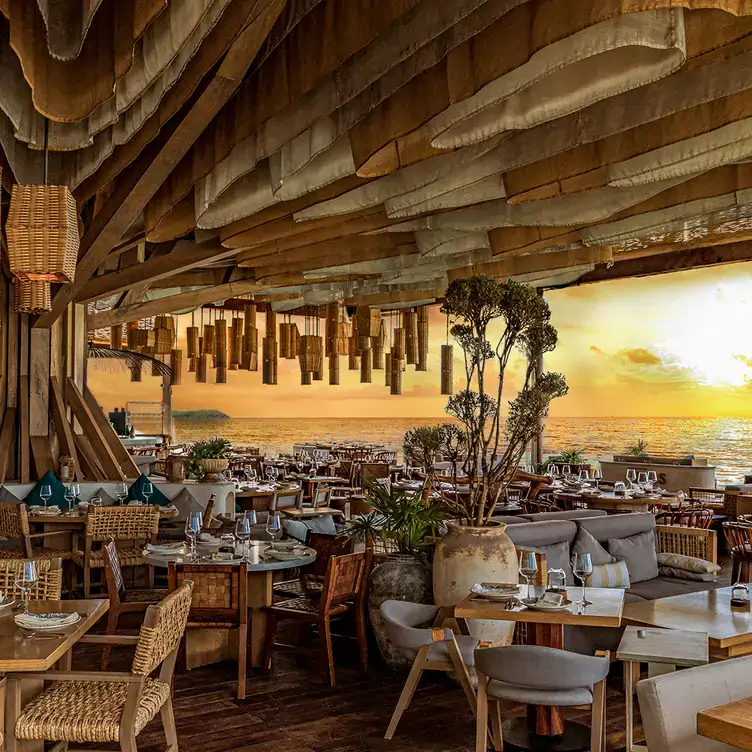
[291,323,300,358]
[348,336,360,370]
[441,344,454,395]
[7,184,79,283]
[215,317,228,367]
[356,307,381,338]
[360,352,372,383]
[313,337,324,381]
[385,352,392,388]
[326,302,338,357]
[13,279,51,313]
[372,320,385,370]
[155,315,175,333]
[188,357,197,373]
[390,355,403,395]
[196,354,208,383]
[127,325,147,350]
[202,324,215,354]
[279,322,292,359]
[154,327,171,355]
[216,365,227,384]
[404,310,418,365]
[186,326,200,358]
[170,349,183,386]
[329,354,340,385]
[416,307,429,372]
[109,324,123,350]
[262,336,278,385]
[392,328,405,360]
[230,318,243,365]
[301,371,312,385]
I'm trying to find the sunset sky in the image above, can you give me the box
[88,260,752,419]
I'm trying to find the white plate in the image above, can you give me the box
[29,506,61,516]
[210,553,244,563]
[15,612,81,630]
[524,599,573,612]
[471,583,520,601]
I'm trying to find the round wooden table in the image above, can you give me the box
[144,543,316,668]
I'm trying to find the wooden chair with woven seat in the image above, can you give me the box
[7,581,194,752]
[168,563,248,699]
[723,521,752,582]
[263,550,370,686]
[0,501,72,561]
[273,531,356,599]
[72,505,161,598]
[101,540,168,670]
[521,498,557,514]
[658,504,714,530]
[0,557,62,601]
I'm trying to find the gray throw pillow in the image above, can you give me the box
[0,486,22,505]
[658,566,718,582]
[541,540,575,585]
[93,487,118,506]
[608,530,659,583]
[170,487,203,523]
[571,528,614,566]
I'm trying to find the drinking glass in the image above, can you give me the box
[39,484,52,509]
[647,471,658,489]
[518,550,538,603]
[506,488,522,507]
[626,469,637,488]
[243,464,252,483]
[265,466,274,482]
[116,482,128,505]
[185,512,202,561]
[64,485,75,514]
[592,468,602,489]
[142,480,153,505]
[573,553,593,607]
[562,464,571,478]
[266,512,283,542]
[235,513,252,557]
[15,560,38,615]
[578,469,590,483]
[637,472,649,489]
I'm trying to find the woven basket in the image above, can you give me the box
[13,278,51,313]
[7,185,79,282]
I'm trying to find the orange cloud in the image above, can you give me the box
[619,348,663,366]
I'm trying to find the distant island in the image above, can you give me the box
[173,409,229,420]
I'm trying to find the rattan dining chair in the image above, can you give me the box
[101,541,168,670]
[72,505,161,598]
[723,521,752,582]
[8,581,194,752]
[0,557,62,600]
[658,504,714,530]
[263,550,370,686]
[521,498,557,514]
[168,563,249,699]
[270,488,304,511]
[0,501,72,561]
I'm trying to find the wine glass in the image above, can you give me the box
[39,484,52,510]
[116,482,128,506]
[647,470,658,489]
[64,484,75,514]
[506,488,521,507]
[637,472,649,489]
[626,469,637,489]
[518,550,538,603]
[15,560,38,615]
[235,513,253,557]
[592,468,602,489]
[562,464,571,478]
[573,553,593,607]
[266,512,283,542]
[142,480,153,505]
[185,512,202,561]
[578,469,590,483]
[265,466,274,482]
[243,464,252,483]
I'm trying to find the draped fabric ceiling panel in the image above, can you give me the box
[3,0,752,317]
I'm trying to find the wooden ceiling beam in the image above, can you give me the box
[36,0,286,328]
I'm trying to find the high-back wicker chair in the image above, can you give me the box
[0,502,72,561]
[658,504,714,530]
[264,551,370,686]
[0,557,62,600]
[723,521,752,582]
[168,564,248,699]
[521,498,557,515]
[72,505,160,598]
[9,582,194,752]
[101,541,168,670]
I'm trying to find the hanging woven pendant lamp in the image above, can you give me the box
[441,311,454,395]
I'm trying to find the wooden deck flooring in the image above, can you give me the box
[77,636,643,752]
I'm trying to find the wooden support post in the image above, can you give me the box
[162,374,173,441]
[50,376,81,481]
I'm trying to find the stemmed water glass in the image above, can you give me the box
[64,484,75,514]
[578,469,590,483]
[647,470,658,490]
[39,484,52,510]
[637,472,649,490]
[115,482,128,506]
[626,468,637,489]
[185,512,202,562]
[266,512,283,542]
[142,480,153,505]
[518,550,538,604]
[592,468,602,489]
[15,560,38,615]
[573,553,593,607]
[562,464,571,478]
[235,512,254,557]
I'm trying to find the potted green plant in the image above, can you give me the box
[403,425,444,473]
[546,448,590,474]
[433,276,568,642]
[625,439,648,456]
[188,437,231,482]
[346,479,449,668]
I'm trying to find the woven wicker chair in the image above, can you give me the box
[656,504,714,529]
[8,581,194,752]
[723,522,752,582]
[273,531,356,599]
[0,501,72,560]
[168,564,248,699]
[72,505,160,598]
[101,541,168,670]
[521,498,557,514]
[263,550,370,686]
[0,557,62,600]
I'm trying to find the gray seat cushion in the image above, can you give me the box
[428,635,478,666]
[487,679,593,707]
[282,514,337,542]
[576,512,656,544]
[627,576,724,600]
[520,510,607,522]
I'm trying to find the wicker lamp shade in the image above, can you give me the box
[390,354,403,395]
[202,325,215,354]
[329,354,340,385]
[214,318,228,367]
[404,310,418,365]
[230,319,243,365]
[441,344,454,395]
[186,327,200,358]
[127,326,148,350]
[416,307,429,372]
[153,327,172,355]
[170,349,183,386]
[313,340,324,381]
[188,357,197,373]
[372,320,385,370]
[348,336,360,370]
[360,351,372,383]
[262,336,277,385]
[356,307,381,338]
[196,354,208,383]
[216,365,227,384]
[299,335,323,376]
[7,184,79,283]
[13,278,51,313]
[291,323,300,358]
[155,315,175,332]
[279,322,293,358]
[301,371,312,385]
[392,328,405,360]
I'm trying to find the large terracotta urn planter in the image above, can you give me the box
[368,554,433,669]
[433,521,518,644]
[198,457,229,483]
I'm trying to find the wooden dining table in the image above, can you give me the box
[455,587,625,751]
[698,697,752,750]
[1,598,109,752]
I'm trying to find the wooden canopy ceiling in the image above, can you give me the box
[3,0,752,328]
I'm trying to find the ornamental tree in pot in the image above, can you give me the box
[188,436,231,482]
[433,276,568,642]
[346,479,449,668]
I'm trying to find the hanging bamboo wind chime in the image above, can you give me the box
[262,308,278,385]
[416,306,429,372]
[7,122,80,313]
[195,309,207,382]
[169,315,183,386]
[215,311,228,383]
[348,313,360,371]
[385,312,392,389]
[391,311,404,395]
[242,300,259,371]
[441,310,454,395]
[230,311,243,370]
[187,310,199,373]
